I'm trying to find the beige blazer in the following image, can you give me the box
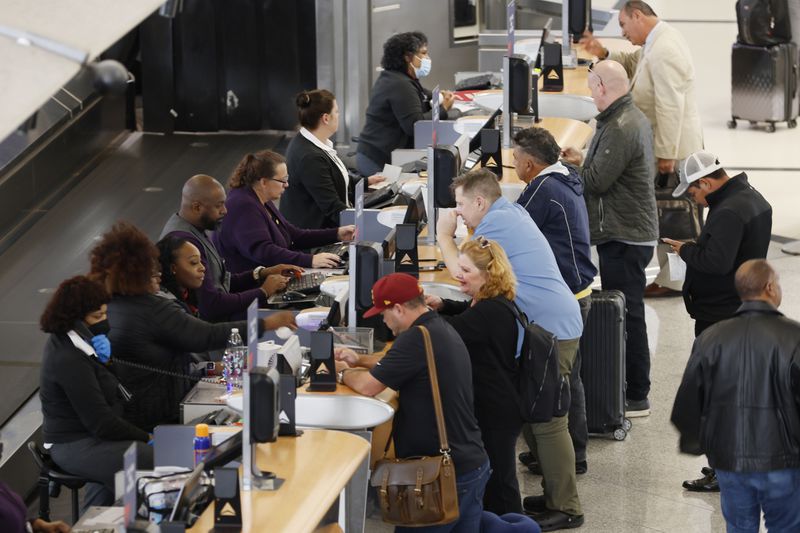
[611,22,703,161]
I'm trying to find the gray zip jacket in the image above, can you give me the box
[579,94,659,245]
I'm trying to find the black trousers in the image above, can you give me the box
[481,424,523,515]
[597,242,654,402]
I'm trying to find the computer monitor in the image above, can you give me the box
[468,107,502,153]
[432,145,461,208]
[320,287,348,329]
[569,0,592,42]
[508,54,533,114]
[403,188,427,233]
[535,18,554,70]
[169,462,210,524]
[202,431,243,472]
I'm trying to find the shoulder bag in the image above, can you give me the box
[369,325,459,526]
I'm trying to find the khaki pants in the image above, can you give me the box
[522,337,582,515]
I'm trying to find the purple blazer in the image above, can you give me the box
[214,187,339,271]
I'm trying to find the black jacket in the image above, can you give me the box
[679,173,772,322]
[671,301,800,472]
[357,70,448,168]
[108,294,245,432]
[40,331,150,443]
[439,297,522,429]
[282,133,353,230]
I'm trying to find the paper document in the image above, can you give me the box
[667,252,687,282]
[370,164,403,190]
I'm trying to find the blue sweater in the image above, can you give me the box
[516,162,597,294]
[474,197,583,342]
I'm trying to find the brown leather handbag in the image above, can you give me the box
[370,326,459,527]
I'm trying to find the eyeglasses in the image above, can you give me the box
[588,63,604,89]
[268,176,289,185]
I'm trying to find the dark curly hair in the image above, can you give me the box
[228,150,286,189]
[381,32,427,72]
[295,89,335,129]
[89,221,159,296]
[40,276,110,334]
[156,235,198,309]
[513,127,561,166]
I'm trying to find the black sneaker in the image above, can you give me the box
[518,451,536,466]
[625,398,650,418]
[530,510,585,531]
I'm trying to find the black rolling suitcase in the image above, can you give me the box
[729,42,799,132]
[579,290,631,441]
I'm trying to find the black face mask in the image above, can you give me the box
[88,319,110,336]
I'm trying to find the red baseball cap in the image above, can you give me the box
[362,273,424,318]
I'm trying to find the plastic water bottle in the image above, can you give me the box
[224,328,244,392]
[193,423,211,466]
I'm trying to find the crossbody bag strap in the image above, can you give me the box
[417,325,450,454]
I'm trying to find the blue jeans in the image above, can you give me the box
[396,459,491,533]
[716,468,800,533]
[356,152,383,178]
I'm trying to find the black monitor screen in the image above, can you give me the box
[169,462,210,524]
[468,107,502,153]
[403,189,427,233]
[202,431,243,472]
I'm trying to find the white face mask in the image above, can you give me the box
[413,56,432,78]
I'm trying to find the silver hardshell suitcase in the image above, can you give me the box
[729,42,799,132]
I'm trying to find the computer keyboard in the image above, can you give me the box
[315,243,349,262]
[286,272,327,295]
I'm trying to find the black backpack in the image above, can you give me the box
[736,0,792,46]
[498,299,569,423]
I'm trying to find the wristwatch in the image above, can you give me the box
[253,266,265,281]
[337,369,348,384]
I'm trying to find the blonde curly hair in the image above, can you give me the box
[459,236,516,301]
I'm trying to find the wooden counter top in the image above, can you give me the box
[188,429,369,533]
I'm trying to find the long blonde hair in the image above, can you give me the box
[459,236,516,301]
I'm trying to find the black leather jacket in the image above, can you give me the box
[671,301,800,472]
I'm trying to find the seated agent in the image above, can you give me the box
[671,259,800,533]
[161,174,301,322]
[333,273,490,532]
[437,168,584,531]
[214,149,354,272]
[512,126,595,475]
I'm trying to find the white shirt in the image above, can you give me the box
[299,127,351,207]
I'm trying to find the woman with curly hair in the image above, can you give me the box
[425,236,523,515]
[356,31,455,176]
[282,89,385,230]
[215,149,354,270]
[90,222,296,431]
[39,275,153,511]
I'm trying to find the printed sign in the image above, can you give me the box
[123,443,137,526]
[355,178,365,240]
[507,1,516,56]
[432,85,440,146]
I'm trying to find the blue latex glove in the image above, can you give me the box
[91,334,111,363]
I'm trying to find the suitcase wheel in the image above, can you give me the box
[789,119,797,129]
[622,418,632,432]
[727,119,737,129]
[767,122,776,133]
[613,428,627,441]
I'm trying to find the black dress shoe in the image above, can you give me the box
[701,466,714,476]
[682,471,719,492]
[518,451,536,466]
[526,461,588,476]
[529,510,585,531]
[523,495,546,514]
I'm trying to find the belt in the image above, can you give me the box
[574,287,592,300]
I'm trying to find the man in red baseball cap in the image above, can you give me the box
[335,272,491,531]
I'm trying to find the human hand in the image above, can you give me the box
[436,209,458,240]
[662,237,684,254]
[424,294,444,311]
[657,158,676,174]
[579,31,606,58]
[31,518,71,533]
[90,334,111,362]
[264,264,303,279]
[441,90,456,111]
[312,253,343,269]
[262,311,297,331]
[261,274,289,295]
[334,347,360,367]
[560,147,584,166]
[338,225,356,241]
[367,174,386,186]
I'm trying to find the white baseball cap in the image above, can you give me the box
[673,151,723,198]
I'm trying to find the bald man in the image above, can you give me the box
[160,175,298,322]
[562,60,658,418]
[671,260,800,532]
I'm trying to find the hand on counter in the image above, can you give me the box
[30,518,71,533]
[261,274,290,295]
[441,90,456,111]
[561,147,584,166]
[338,225,356,241]
[579,31,608,59]
[262,311,297,331]
[425,294,443,311]
[367,174,386,186]
[313,253,342,269]
[657,158,676,175]
[262,264,304,279]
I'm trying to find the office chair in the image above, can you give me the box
[27,441,88,524]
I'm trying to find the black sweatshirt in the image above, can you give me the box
[439,297,522,429]
[40,332,150,444]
